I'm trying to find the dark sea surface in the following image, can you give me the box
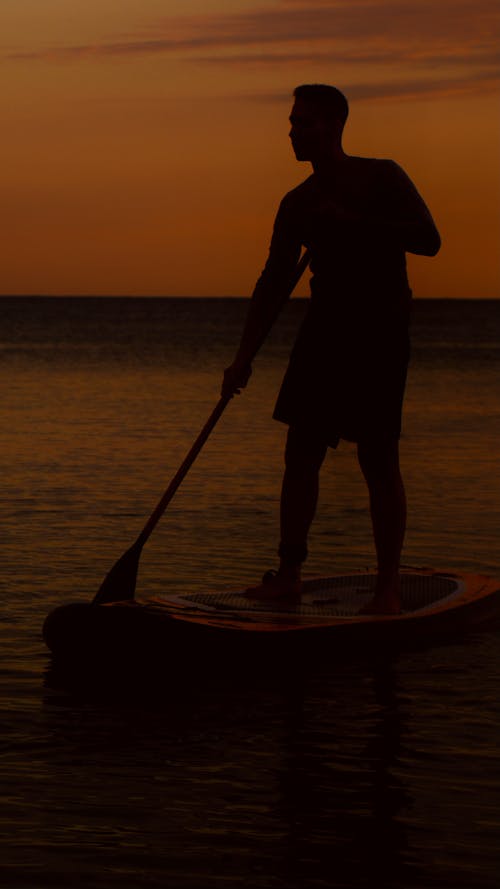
[0,296,499,888]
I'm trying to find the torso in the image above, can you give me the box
[283,157,412,317]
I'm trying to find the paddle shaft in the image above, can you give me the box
[135,395,230,548]
[134,249,310,550]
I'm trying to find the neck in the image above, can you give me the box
[311,143,346,175]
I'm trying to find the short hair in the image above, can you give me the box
[293,84,349,126]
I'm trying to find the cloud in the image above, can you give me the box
[250,69,500,104]
[7,0,499,100]
[191,47,500,70]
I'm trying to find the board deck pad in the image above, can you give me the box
[151,572,465,620]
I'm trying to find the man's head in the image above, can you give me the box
[289,84,349,163]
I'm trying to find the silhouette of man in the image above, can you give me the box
[222,84,440,613]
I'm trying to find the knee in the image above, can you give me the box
[285,426,327,476]
[357,439,401,484]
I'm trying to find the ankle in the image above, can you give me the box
[278,561,301,582]
[375,571,401,595]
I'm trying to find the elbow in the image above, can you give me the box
[422,239,441,258]
[409,229,441,257]
[427,230,441,257]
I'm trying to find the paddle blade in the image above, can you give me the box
[92,542,142,605]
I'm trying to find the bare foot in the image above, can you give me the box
[358,581,401,615]
[245,572,302,601]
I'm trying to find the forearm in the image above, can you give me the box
[221,268,296,399]
[232,278,291,368]
[226,195,303,383]
[232,231,304,367]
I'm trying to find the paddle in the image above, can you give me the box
[92,249,310,605]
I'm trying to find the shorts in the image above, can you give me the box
[273,301,410,449]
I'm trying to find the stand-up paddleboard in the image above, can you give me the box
[43,568,500,662]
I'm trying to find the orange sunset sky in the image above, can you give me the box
[1,0,499,298]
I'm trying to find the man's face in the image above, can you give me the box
[289,98,336,161]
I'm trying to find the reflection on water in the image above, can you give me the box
[5,655,416,889]
[2,635,497,889]
[0,632,495,889]
[1,298,499,888]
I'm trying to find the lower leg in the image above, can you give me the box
[278,460,320,578]
[358,440,406,613]
[246,427,327,599]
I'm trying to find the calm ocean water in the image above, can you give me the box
[0,296,499,888]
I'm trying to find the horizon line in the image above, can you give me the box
[0,294,498,301]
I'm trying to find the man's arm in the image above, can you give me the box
[222,199,303,398]
[333,160,441,257]
[378,160,441,256]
